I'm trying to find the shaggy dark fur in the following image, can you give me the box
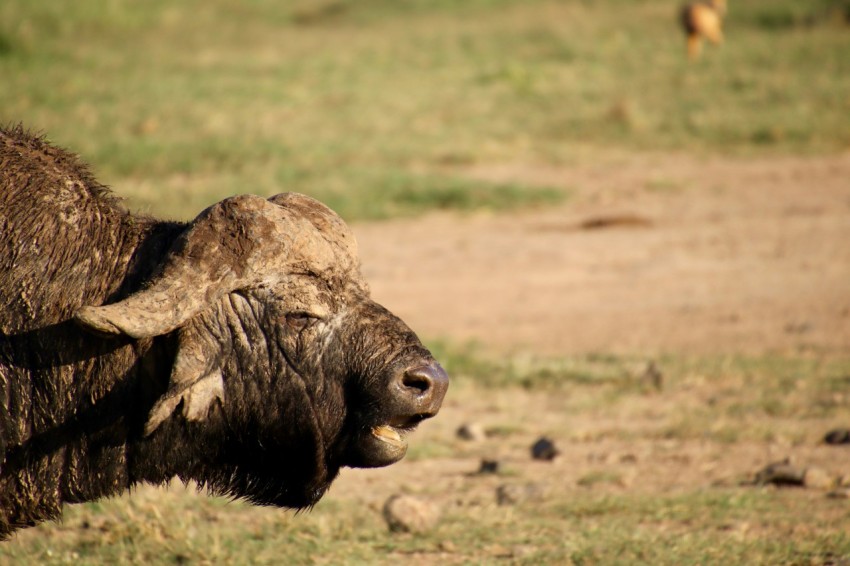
[0,126,447,538]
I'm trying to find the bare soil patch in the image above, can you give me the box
[356,152,850,356]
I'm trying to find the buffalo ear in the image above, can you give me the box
[144,325,224,436]
[73,194,273,340]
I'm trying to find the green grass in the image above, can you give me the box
[428,341,850,443]
[2,0,849,219]
[426,340,640,389]
[2,488,847,565]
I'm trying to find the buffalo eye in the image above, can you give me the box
[285,311,320,332]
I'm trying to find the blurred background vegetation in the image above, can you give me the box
[1,0,848,220]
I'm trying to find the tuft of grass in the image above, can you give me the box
[734,0,850,30]
[0,33,13,57]
[644,177,687,194]
[312,172,566,221]
[427,341,850,444]
[576,470,623,488]
[426,340,634,390]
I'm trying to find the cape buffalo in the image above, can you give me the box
[0,126,448,538]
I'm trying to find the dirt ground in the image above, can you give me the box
[333,152,850,544]
[356,152,850,357]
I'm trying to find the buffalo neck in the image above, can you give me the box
[0,215,187,534]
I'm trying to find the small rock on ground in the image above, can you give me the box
[383,494,440,533]
[531,437,559,461]
[456,422,487,442]
[824,428,850,445]
[754,460,805,486]
[803,467,836,490]
[826,489,850,500]
[641,361,663,391]
[496,483,547,506]
[478,459,501,475]
[754,460,836,490]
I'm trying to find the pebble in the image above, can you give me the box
[641,361,663,391]
[456,422,487,442]
[438,540,457,553]
[754,460,836,490]
[478,459,501,475]
[754,459,805,486]
[803,467,835,490]
[496,482,546,506]
[531,437,559,461]
[824,428,850,445]
[826,489,850,500]
[383,494,440,533]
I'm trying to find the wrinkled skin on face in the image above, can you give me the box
[73,193,449,509]
[174,279,445,507]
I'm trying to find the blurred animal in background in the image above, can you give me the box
[680,0,727,60]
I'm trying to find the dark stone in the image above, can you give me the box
[825,429,850,445]
[531,437,559,461]
[478,459,501,474]
[456,422,487,442]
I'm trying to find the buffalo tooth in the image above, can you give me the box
[372,425,402,443]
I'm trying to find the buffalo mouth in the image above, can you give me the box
[349,413,434,468]
[346,360,448,469]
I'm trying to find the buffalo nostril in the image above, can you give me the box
[399,363,449,405]
[402,368,433,394]
[395,363,449,416]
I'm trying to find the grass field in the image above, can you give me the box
[1,353,849,565]
[1,0,849,220]
[2,0,850,564]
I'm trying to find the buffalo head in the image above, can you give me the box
[73,193,448,507]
